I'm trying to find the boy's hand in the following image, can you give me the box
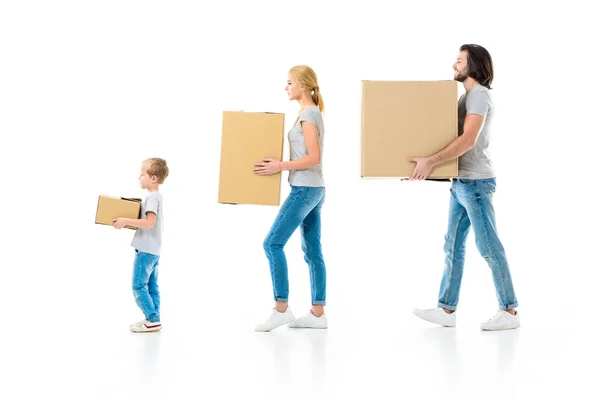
[113,218,128,229]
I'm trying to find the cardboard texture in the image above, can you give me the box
[361,80,459,179]
[95,196,141,230]
[218,111,285,206]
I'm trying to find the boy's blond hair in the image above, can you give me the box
[144,158,169,184]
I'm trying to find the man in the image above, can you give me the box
[410,44,520,331]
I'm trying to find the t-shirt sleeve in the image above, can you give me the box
[299,108,320,133]
[466,89,491,117]
[145,196,160,216]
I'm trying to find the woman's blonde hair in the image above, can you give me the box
[289,65,324,113]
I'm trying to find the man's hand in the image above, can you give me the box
[407,157,435,180]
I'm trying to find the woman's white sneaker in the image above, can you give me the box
[412,307,457,327]
[480,310,520,331]
[254,308,295,332]
[287,312,328,329]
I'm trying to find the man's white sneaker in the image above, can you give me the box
[254,308,295,332]
[480,310,520,331]
[412,307,456,327]
[287,312,328,329]
[129,319,162,333]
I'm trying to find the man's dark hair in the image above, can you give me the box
[460,44,494,89]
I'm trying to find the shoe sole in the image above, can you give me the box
[130,326,162,333]
[413,311,456,327]
[254,317,295,332]
[288,325,328,329]
[481,324,520,331]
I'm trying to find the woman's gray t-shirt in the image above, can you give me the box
[287,106,325,187]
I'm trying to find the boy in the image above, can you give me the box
[113,158,169,333]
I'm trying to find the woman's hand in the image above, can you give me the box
[253,158,282,175]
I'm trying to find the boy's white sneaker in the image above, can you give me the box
[480,310,520,331]
[412,307,456,327]
[288,311,328,329]
[129,319,162,333]
[254,308,295,332]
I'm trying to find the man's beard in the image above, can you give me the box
[454,70,468,82]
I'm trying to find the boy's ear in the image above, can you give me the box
[151,175,158,183]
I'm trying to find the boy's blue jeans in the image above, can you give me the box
[132,250,161,322]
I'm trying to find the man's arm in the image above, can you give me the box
[408,114,486,180]
[408,88,491,180]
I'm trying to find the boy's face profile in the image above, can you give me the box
[138,163,156,189]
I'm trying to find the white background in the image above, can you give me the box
[1,1,598,399]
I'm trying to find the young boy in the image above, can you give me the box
[113,158,169,333]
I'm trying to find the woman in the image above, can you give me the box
[253,65,327,332]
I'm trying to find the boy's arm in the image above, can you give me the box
[113,212,156,229]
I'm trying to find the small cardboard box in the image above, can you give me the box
[95,196,141,230]
[218,111,285,206]
[361,80,459,179]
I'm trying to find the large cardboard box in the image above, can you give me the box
[218,111,285,206]
[361,80,459,179]
[95,196,141,230]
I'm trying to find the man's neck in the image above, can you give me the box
[463,77,480,93]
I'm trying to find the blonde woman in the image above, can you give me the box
[253,65,327,332]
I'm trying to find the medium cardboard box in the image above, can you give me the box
[218,111,285,206]
[361,80,459,179]
[95,195,141,230]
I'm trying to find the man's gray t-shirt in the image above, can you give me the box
[458,85,495,179]
[288,106,325,187]
[131,191,163,256]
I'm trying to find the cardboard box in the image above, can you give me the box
[218,111,285,206]
[361,80,458,179]
[95,196,141,230]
